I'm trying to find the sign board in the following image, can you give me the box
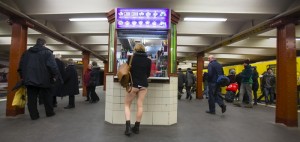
[115,8,170,29]
[76,61,83,65]
[192,63,197,67]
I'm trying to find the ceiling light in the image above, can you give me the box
[69,18,107,21]
[296,38,300,41]
[184,17,227,22]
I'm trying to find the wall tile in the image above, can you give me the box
[153,112,169,125]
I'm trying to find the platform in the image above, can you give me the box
[0,86,299,142]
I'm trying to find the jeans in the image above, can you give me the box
[208,83,225,112]
[264,87,274,104]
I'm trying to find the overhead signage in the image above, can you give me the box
[192,63,197,67]
[115,8,170,29]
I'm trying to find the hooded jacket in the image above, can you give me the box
[18,44,60,88]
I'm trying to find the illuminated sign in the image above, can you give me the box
[116,8,170,29]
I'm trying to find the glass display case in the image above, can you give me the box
[116,39,168,78]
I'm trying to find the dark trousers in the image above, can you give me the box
[89,86,99,102]
[27,86,54,119]
[53,96,57,105]
[68,95,75,107]
[86,86,91,101]
[186,86,192,99]
[178,86,184,94]
[208,83,225,112]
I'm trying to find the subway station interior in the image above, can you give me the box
[0,0,300,142]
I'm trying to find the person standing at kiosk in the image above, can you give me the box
[124,44,151,136]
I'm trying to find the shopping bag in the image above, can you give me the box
[12,86,27,108]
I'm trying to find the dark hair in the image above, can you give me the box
[36,38,46,45]
[92,61,97,66]
[178,68,182,71]
[267,68,272,71]
[244,59,250,64]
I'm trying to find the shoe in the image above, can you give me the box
[132,122,140,134]
[31,115,40,120]
[64,105,75,109]
[205,110,216,114]
[234,103,241,107]
[253,102,257,105]
[125,121,132,136]
[221,105,226,113]
[244,104,253,108]
[189,96,192,100]
[85,99,89,102]
[53,104,57,107]
[46,112,55,117]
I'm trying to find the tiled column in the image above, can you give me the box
[105,76,178,125]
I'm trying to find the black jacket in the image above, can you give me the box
[53,58,66,97]
[63,65,79,96]
[207,60,224,83]
[89,66,101,86]
[130,52,151,88]
[18,44,59,88]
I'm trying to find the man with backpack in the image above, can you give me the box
[206,55,226,114]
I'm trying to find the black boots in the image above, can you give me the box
[132,122,140,134]
[125,121,132,136]
[125,121,140,136]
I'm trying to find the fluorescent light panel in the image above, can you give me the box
[184,17,227,22]
[296,38,300,41]
[69,18,107,21]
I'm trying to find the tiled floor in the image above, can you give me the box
[0,86,299,142]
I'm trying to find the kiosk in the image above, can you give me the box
[105,8,180,125]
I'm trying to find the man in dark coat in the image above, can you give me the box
[52,54,66,107]
[206,55,226,114]
[177,68,186,99]
[18,38,60,120]
[88,61,100,103]
[63,59,79,109]
[252,67,259,105]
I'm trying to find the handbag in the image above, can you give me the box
[117,55,134,92]
[12,86,27,108]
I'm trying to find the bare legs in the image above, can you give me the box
[124,87,148,121]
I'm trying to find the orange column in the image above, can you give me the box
[103,61,108,91]
[82,51,90,97]
[276,22,298,127]
[6,22,28,116]
[196,52,204,99]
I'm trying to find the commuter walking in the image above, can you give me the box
[18,38,60,120]
[252,67,259,105]
[124,44,151,136]
[262,68,276,105]
[206,55,226,114]
[83,64,92,102]
[234,59,253,108]
[185,68,195,100]
[177,68,186,99]
[89,61,101,103]
[63,59,79,109]
[52,54,66,107]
